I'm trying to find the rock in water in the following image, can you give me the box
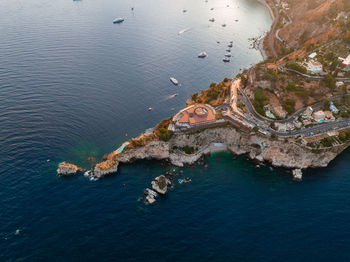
[292,169,303,181]
[144,188,158,204]
[93,159,119,178]
[151,175,171,195]
[57,162,83,176]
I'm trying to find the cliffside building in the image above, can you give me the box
[171,104,216,130]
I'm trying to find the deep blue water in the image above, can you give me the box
[1,0,350,261]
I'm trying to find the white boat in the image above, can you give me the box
[170,77,179,85]
[222,24,226,27]
[113,17,125,24]
[148,107,153,111]
[228,43,233,48]
[198,52,208,58]
[209,18,215,22]
[223,57,230,62]
[225,53,231,57]
[226,49,231,52]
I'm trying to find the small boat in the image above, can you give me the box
[235,19,239,22]
[209,18,215,22]
[229,41,233,43]
[223,57,230,62]
[210,7,214,10]
[225,53,231,57]
[228,43,233,48]
[113,17,125,24]
[222,24,226,27]
[216,41,220,44]
[131,7,134,11]
[170,77,179,85]
[183,9,187,13]
[198,52,208,58]
[226,49,231,52]
[168,94,178,99]
[148,107,153,111]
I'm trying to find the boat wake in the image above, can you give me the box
[178,27,191,35]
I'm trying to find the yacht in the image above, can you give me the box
[225,53,231,57]
[113,17,125,24]
[226,49,231,52]
[228,43,233,48]
[170,77,179,85]
[198,52,208,58]
[223,57,230,63]
[209,18,215,22]
[222,24,226,27]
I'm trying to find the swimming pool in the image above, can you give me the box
[116,142,130,153]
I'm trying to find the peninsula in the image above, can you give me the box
[58,0,350,179]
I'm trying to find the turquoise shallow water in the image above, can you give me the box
[2,0,350,261]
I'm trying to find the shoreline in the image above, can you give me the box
[255,0,276,60]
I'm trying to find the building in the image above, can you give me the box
[312,110,325,122]
[336,81,344,88]
[330,101,339,114]
[306,61,323,74]
[172,104,216,129]
[339,54,350,71]
[308,52,317,59]
[302,106,313,119]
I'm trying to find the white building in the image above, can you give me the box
[313,110,325,122]
[308,52,317,59]
[339,54,350,71]
[306,61,323,74]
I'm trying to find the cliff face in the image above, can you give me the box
[105,127,345,175]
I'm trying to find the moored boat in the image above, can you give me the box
[198,52,208,58]
[170,77,179,85]
[223,57,230,63]
[113,17,125,24]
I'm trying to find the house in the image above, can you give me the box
[308,52,317,59]
[302,106,313,119]
[336,81,344,88]
[324,111,335,120]
[339,54,350,71]
[330,102,339,114]
[306,61,323,74]
[313,110,325,122]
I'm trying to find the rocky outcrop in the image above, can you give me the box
[93,159,119,178]
[67,126,346,178]
[123,127,342,170]
[292,169,303,181]
[57,162,83,176]
[144,188,158,204]
[151,175,171,195]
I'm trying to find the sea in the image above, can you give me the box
[1,0,350,261]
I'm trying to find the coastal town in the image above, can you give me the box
[58,0,350,200]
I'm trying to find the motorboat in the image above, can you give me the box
[113,17,125,24]
[223,57,230,62]
[222,24,226,27]
[228,43,233,48]
[170,77,179,85]
[225,53,231,57]
[209,18,215,22]
[226,49,231,52]
[198,52,208,58]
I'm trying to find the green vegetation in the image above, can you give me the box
[286,62,307,74]
[182,146,197,154]
[283,99,296,115]
[253,87,268,116]
[154,117,173,141]
[321,74,336,90]
[338,129,350,143]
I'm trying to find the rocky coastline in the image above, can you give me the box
[58,125,347,178]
